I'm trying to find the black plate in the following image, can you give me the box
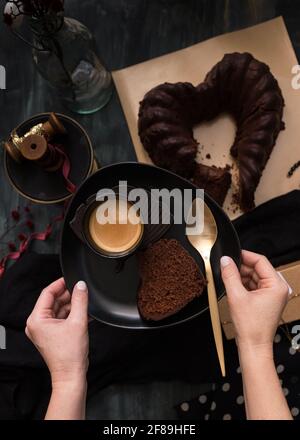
[60,162,241,329]
[4,113,94,204]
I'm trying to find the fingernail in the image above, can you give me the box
[220,256,231,268]
[277,272,293,295]
[76,280,87,291]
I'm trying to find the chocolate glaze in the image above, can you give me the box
[138,52,285,211]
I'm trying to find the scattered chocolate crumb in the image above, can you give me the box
[232,192,240,206]
[206,153,211,159]
[287,160,300,177]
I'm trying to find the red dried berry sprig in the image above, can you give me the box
[0,212,64,278]
[11,209,20,221]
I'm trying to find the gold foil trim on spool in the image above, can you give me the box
[3,113,67,165]
[11,124,44,149]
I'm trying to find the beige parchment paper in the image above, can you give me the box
[219,260,300,339]
[113,17,300,219]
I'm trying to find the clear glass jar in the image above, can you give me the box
[31,16,113,114]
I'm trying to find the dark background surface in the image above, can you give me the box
[0,0,299,419]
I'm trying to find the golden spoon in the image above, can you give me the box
[186,198,226,377]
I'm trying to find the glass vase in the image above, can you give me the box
[31,16,113,114]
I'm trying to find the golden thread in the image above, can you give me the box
[11,123,45,149]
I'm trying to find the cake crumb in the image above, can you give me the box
[206,153,211,159]
[232,192,240,206]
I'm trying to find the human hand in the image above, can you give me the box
[220,250,289,354]
[25,278,89,388]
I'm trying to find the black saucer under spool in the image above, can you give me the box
[4,112,94,204]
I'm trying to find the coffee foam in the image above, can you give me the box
[88,199,143,254]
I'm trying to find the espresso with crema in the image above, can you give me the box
[88,198,143,255]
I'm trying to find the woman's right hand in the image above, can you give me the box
[220,250,289,352]
[220,251,293,420]
[25,278,89,387]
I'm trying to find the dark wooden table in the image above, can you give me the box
[0,0,299,419]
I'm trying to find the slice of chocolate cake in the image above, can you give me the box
[138,238,206,321]
[191,163,231,206]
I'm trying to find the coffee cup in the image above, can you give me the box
[70,190,144,258]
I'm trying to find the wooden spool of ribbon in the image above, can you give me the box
[3,112,66,171]
[20,134,64,171]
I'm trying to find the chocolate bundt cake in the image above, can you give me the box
[138,82,199,178]
[138,238,206,321]
[192,163,232,207]
[138,52,285,211]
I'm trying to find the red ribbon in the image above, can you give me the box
[0,212,65,279]
[0,144,77,278]
[48,143,76,194]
